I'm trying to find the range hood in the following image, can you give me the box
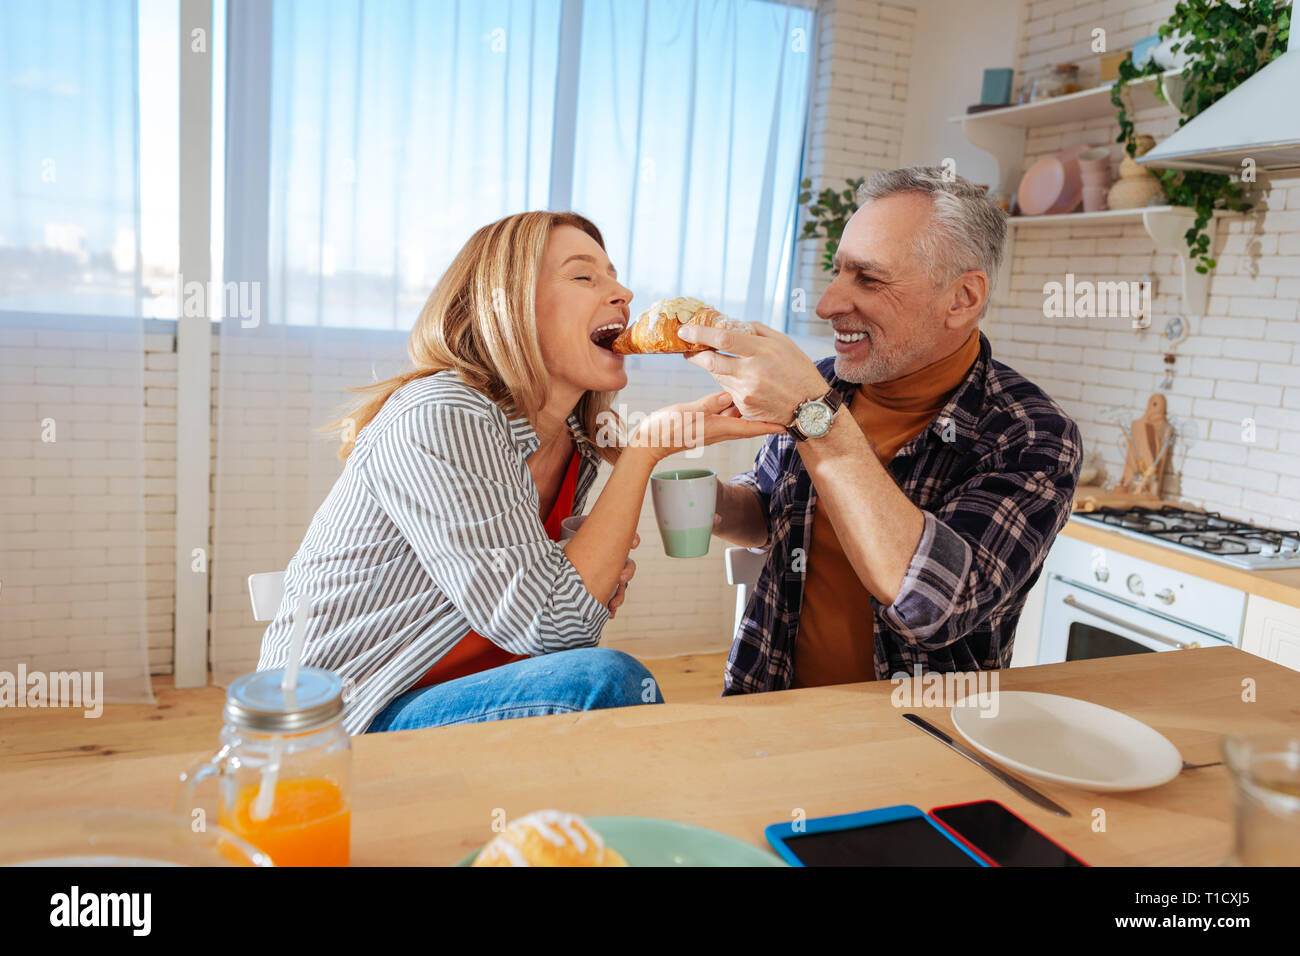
[1139,21,1300,173]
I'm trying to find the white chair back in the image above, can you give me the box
[724,547,768,638]
[247,571,287,622]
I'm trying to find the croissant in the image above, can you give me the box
[611,296,748,354]
[471,809,628,867]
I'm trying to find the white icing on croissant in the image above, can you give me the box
[643,296,712,323]
[481,809,609,866]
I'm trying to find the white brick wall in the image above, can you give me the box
[791,0,916,337]
[985,0,1300,529]
[0,316,155,698]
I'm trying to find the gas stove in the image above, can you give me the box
[1071,506,1300,570]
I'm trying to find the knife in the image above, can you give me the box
[901,713,1072,817]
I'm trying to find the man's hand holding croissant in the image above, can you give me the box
[678,323,829,427]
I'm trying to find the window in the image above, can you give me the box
[0,0,179,318]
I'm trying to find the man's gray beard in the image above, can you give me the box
[834,327,946,384]
[834,349,895,385]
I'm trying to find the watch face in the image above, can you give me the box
[797,400,832,436]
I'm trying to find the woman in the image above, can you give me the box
[257,211,781,734]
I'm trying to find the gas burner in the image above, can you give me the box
[1074,506,1300,569]
[1171,533,1250,555]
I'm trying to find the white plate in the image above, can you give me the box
[950,691,1183,792]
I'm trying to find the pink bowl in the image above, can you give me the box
[1018,145,1087,216]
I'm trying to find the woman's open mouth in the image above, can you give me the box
[590,323,624,352]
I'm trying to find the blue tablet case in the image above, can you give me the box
[765,804,989,867]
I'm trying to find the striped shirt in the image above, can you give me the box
[725,332,1082,693]
[257,371,610,734]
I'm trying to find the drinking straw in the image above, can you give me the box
[250,594,311,822]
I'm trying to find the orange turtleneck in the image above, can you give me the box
[791,330,980,689]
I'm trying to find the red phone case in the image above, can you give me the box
[928,800,1088,867]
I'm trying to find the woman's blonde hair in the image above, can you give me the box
[327,211,623,462]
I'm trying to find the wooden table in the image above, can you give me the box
[3,647,1297,865]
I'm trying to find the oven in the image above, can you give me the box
[1036,531,1245,665]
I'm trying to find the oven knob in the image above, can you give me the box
[1126,573,1144,596]
[1094,566,1110,582]
[1155,588,1175,605]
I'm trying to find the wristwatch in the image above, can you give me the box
[786,387,843,442]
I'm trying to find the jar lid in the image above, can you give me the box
[224,667,344,734]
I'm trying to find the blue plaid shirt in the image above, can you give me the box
[724,333,1082,693]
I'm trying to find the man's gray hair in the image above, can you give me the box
[857,166,1007,318]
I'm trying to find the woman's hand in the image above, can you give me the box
[567,397,778,611]
[629,392,784,462]
[606,534,638,618]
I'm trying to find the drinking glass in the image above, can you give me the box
[1222,734,1300,866]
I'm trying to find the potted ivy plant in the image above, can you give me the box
[797,177,866,271]
[1110,0,1291,273]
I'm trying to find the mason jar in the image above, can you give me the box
[176,667,351,866]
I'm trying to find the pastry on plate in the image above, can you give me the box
[609,296,749,354]
[471,809,628,867]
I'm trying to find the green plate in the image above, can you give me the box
[455,816,787,867]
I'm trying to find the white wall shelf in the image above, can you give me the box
[949,71,1182,201]
[1008,205,1173,227]
[947,71,1180,130]
[1008,206,1225,319]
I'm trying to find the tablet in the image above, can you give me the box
[765,804,988,867]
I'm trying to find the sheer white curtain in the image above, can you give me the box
[572,0,814,325]
[0,0,153,701]
[211,0,814,680]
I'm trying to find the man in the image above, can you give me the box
[677,166,1081,692]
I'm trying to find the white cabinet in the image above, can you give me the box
[1241,595,1300,673]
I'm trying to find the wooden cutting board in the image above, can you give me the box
[1117,394,1173,496]
[1072,486,1166,512]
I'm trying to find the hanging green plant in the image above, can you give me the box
[1110,0,1290,273]
[798,177,866,271]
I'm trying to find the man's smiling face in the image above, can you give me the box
[815,191,956,385]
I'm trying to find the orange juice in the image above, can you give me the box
[219,777,350,867]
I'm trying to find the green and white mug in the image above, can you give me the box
[650,468,717,559]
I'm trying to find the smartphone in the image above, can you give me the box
[929,800,1087,867]
[766,805,987,867]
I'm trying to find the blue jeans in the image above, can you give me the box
[363,646,664,733]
